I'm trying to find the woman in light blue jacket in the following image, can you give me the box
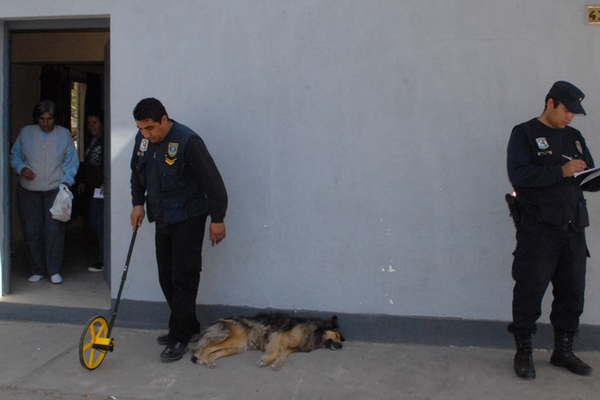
[10,100,79,284]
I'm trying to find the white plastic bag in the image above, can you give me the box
[50,184,73,222]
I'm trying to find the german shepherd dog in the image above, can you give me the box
[190,313,345,369]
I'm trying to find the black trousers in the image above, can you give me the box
[155,215,207,343]
[509,223,587,336]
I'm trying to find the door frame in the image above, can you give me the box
[0,16,110,296]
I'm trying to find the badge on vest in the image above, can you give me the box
[139,138,149,152]
[535,137,549,150]
[165,157,177,166]
[575,140,583,155]
[167,142,179,158]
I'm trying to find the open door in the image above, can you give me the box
[2,24,110,309]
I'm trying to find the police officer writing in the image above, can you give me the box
[130,98,228,362]
[507,81,600,379]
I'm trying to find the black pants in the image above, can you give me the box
[155,215,207,343]
[509,223,587,336]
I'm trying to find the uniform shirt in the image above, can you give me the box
[507,118,599,227]
[130,121,228,223]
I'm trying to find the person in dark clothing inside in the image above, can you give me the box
[84,112,105,272]
[129,98,228,362]
[507,81,600,379]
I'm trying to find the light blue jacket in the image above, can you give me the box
[10,124,79,191]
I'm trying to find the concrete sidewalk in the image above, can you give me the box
[0,320,598,400]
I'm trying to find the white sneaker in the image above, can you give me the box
[27,274,44,283]
[88,263,104,272]
[50,273,63,284]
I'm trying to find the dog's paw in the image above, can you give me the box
[271,362,283,371]
[200,358,216,369]
[257,357,271,368]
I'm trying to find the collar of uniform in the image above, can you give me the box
[160,119,177,144]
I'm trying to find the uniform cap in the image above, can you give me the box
[547,81,586,115]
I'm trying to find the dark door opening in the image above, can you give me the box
[2,26,110,309]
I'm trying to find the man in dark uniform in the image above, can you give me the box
[130,98,228,362]
[507,81,600,379]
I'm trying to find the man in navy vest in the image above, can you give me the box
[130,98,228,362]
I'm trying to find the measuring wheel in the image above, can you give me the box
[79,315,113,370]
[78,227,138,371]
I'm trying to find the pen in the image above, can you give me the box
[562,154,573,161]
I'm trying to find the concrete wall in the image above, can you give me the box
[2,1,600,325]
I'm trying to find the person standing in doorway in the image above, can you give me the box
[84,112,105,272]
[507,81,600,379]
[10,100,80,284]
[129,98,228,362]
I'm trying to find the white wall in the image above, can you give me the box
[2,0,600,325]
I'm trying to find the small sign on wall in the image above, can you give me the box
[588,5,600,24]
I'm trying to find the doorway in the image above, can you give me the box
[1,20,110,309]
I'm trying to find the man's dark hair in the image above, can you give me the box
[87,110,104,121]
[32,99,56,122]
[544,95,561,111]
[133,98,168,122]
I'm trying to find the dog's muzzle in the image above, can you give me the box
[325,340,343,350]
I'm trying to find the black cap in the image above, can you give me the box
[547,81,586,115]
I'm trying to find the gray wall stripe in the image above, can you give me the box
[2,300,600,350]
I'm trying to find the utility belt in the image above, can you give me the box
[505,194,589,230]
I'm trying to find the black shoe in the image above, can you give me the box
[550,332,592,376]
[156,332,201,346]
[513,335,536,379]
[514,351,536,379]
[160,341,188,362]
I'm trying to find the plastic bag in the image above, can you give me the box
[50,184,73,222]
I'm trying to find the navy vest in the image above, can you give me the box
[133,121,208,225]
[517,122,588,229]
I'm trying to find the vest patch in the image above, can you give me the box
[168,142,179,158]
[139,138,149,152]
[535,137,549,150]
[165,157,176,166]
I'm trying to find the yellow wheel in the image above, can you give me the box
[79,315,110,370]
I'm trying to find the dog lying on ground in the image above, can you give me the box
[190,313,345,369]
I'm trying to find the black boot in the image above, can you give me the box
[513,335,536,379]
[550,332,592,376]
